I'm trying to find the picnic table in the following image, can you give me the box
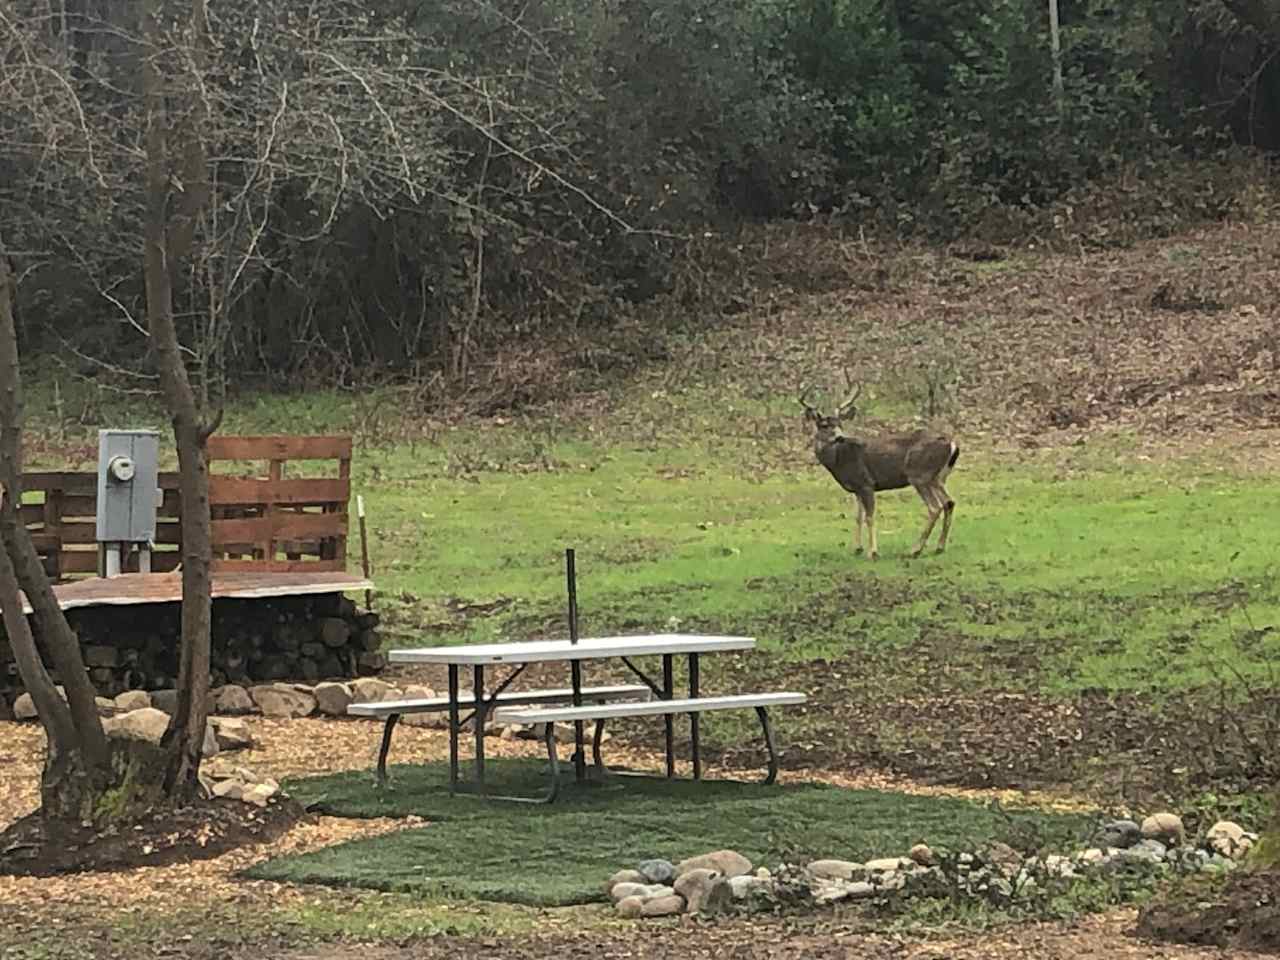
[371,633,805,802]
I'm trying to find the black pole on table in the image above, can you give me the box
[566,548,579,645]
[566,548,586,782]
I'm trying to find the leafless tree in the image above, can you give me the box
[0,0,632,813]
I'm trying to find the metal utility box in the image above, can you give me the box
[96,430,161,575]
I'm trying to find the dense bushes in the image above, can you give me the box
[4,0,1280,394]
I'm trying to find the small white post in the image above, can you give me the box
[1048,0,1064,107]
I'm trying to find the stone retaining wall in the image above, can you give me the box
[0,593,384,713]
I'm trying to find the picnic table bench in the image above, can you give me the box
[348,684,651,784]
[494,692,806,800]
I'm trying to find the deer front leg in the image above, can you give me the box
[861,494,878,560]
[909,484,943,557]
[852,496,865,554]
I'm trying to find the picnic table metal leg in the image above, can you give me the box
[663,654,675,778]
[755,706,780,785]
[376,713,400,785]
[473,664,487,788]
[689,652,701,780]
[447,665,460,792]
[570,659,586,783]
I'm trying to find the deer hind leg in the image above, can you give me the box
[909,483,944,557]
[852,496,865,554]
[934,483,956,552]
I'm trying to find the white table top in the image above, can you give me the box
[387,633,755,665]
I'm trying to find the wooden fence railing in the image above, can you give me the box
[20,435,352,579]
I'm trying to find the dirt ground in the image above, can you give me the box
[0,711,1273,959]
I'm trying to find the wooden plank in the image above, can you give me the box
[57,552,101,574]
[19,503,43,525]
[212,513,348,546]
[29,534,61,553]
[58,495,98,518]
[206,435,352,462]
[7,570,374,614]
[212,558,346,573]
[208,477,349,507]
[19,472,97,494]
[52,521,183,546]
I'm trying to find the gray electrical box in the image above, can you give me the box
[95,429,161,543]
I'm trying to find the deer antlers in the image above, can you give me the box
[798,374,862,421]
[797,385,820,419]
[835,376,862,420]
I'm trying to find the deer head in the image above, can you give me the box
[798,379,862,443]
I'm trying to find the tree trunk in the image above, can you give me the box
[141,0,215,799]
[0,249,110,821]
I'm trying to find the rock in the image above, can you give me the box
[615,896,645,918]
[95,696,118,717]
[1118,843,1165,866]
[13,686,66,720]
[638,859,676,885]
[609,882,652,903]
[813,879,876,904]
[673,869,731,915]
[210,717,253,751]
[1094,819,1142,850]
[150,688,179,714]
[213,685,255,715]
[1133,838,1167,858]
[1041,854,1078,878]
[397,685,446,728]
[103,707,170,745]
[349,677,399,703]
[1077,848,1110,865]
[313,681,355,716]
[982,841,1023,876]
[728,875,772,899]
[357,652,388,674]
[807,859,865,881]
[243,782,277,807]
[865,857,911,873]
[316,617,351,648]
[1141,812,1185,844]
[909,843,935,866]
[202,720,220,758]
[249,683,316,718]
[606,869,649,896]
[1206,820,1247,857]
[212,778,245,800]
[114,690,152,712]
[676,849,752,879]
[641,895,686,917]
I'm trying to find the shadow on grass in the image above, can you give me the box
[246,759,1095,906]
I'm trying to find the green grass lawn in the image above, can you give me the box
[358,431,1280,696]
[18,373,1280,798]
[248,759,1094,906]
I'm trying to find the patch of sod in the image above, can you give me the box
[247,759,1095,906]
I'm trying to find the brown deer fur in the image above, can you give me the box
[800,390,959,559]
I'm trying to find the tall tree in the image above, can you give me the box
[0,250,112,821]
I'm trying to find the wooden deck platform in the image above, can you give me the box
[7,571,374,615]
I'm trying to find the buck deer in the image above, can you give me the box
[799,384,959,559]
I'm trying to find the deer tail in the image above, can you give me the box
[948,442,960,468]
